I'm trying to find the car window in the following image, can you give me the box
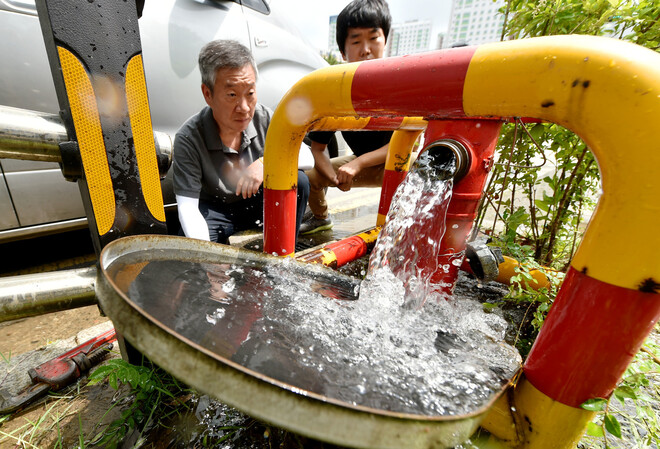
[240,0,270,14]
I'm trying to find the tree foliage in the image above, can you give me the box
[321,51,342,65]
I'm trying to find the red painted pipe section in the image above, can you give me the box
[378,169,408,218]
[350,48,476,118]
[524,267,660,407]
[296,228,381,269]
[263,188,297,256]
[421,120,501,294]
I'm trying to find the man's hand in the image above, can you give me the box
[236,159,264,199]
[336,158,362,191]
[310,140,339,186]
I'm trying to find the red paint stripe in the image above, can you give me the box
[422,120,500,293]
[351,48,477,118]
[363,117,405,130]
[324,236,369,267]
[379,169,408,217]
[524,267,660,407]
[263,188,297,256]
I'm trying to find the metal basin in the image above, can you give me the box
[96,235,516,449]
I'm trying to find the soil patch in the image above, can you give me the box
[0,306,110,358]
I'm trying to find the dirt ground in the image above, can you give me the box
[0,308,121,449]
[0,306,109,358]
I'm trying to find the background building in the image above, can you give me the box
[444,0,505,48]
[326,14,342,59]
[386,19,433,56]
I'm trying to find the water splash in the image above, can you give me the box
[264,262,519,415]
[366,149,455,308]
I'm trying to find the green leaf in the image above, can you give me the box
[534,199,549,212]
[581,398,607,411]
[604,414,622,438]
[586,421,605,437]
[613,385,637,401]
[529,123,547,141]
[88,365,114,383]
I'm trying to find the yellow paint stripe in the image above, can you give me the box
[316,248,336,266]
[482,377,595,448]
[463,35,660,290]
[356,227,380,245]
[385,129,421,171]
[265,63,359,191]
[58,47,115,236]
[125,54,165,222]
[309,116,370,132]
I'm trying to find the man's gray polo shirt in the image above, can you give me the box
[173,104,271,205]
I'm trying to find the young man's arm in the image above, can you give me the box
[310,140,339,185]
[336,143,389,191]
[176,194,210,241]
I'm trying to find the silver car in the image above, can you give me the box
[0,0,326,242]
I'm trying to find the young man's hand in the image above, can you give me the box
[236,159,264,199]
[336,158,362,191]
[310,140,339,186]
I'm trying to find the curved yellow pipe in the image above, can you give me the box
[266,37,660,447]
[264,63,359,191]
[463,35,660,291]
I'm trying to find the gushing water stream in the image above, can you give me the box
[107,151,521,417]
[367,148,457,308]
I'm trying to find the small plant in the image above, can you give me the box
[579,332,660,448]
[86,358,191,448]
[0,400,76,448]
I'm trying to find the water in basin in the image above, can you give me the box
[105,151,521,417]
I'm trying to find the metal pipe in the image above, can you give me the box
[295,227,381,268]
[423,121,502,295]
[0,267,97,323]
[0,105,172,174]
[418,139,471,181]
[0,105,65,162]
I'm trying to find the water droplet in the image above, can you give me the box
[222,278,236,293]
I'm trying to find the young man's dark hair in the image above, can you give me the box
[335,0,392,55]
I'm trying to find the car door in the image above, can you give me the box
[0,161,19,231]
